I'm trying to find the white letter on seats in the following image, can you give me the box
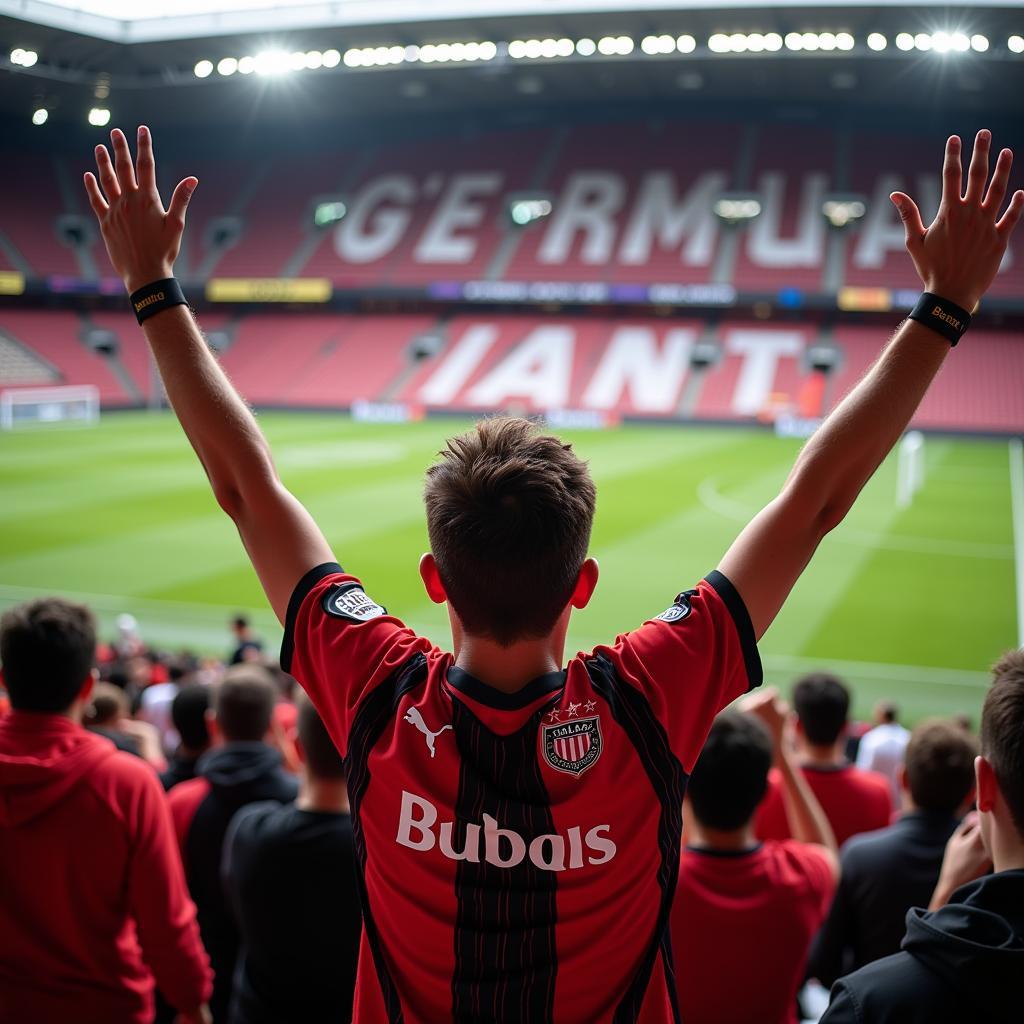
[725,330,804,416]
[336,175,416,264]
[467,325,575,409]
[415,172,503,264]
[583,326,693,413]
[538,172,625,265]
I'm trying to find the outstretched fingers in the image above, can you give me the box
[964,129,991,205]
[168,176,199,227]
[94,144,120,202]
[890,192,926,252]
[83,172,108,217]
[983,148,1013,215]
[997,189,1024,238]
[110,127,138,192]
[941,135,962,208]
[136,125,158,194]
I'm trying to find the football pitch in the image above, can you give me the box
[1,410,1020,726]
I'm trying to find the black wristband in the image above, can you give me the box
[907,292,971,347]
[129,278,187,324]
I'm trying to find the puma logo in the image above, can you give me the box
[403,707,452,758]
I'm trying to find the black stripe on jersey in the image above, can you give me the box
[345,651,429,1024]
[585,652,687,1024]
[280,560,343,672]
[451,698,558,1023]
[704,569,763,691]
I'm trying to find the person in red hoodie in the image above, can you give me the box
[756,673,893,847]
[0,597,212,1024]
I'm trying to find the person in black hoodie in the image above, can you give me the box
[821,650,1024,1023]
[167,665,298,1022]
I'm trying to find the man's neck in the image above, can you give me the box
[799,741,846,767]
[296,777,350,814]
[453,635,564,694]
[687,821,759,852]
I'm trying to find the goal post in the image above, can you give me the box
[0,385,100,430]
[896,430,925,509]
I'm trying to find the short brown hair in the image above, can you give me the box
[215,664,276,742]
[424,417,597,645]
[982,650,1024,837]
[85,681,130,727]
[0,597,96,712]
[904,719,977,814]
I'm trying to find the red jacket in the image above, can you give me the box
[0,711,212,1023]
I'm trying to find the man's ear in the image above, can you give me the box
[206,708,222,746]
[78,669,98,704]
[570,558,600,610]
[419,553,447,605]
[976,755,997,813]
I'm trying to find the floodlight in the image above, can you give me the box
[822,197,867,227]
[479,42,498,60]
[314,201,347,228]
[818,32,837,51]
[217,57,237,76]
[253,50,291,75]
[867,33,887,51]
[31,108,48,125]
[508,197,553,226]
[971,34,989,52]
[764,33,783,51]
[322,49,341,67]
[785,33,803,51]
[914,33,932,51]
[677,35,697,53]
[895,33,914,51]
[11,48,38,67]
[709,34,731,54]
[88,107,111,127]
[194,59,213,78]
[576,38,597,56]
[1010,35,1024,54]
[713,194,762,223]
[836,32,855,50]
[951,33,970,52]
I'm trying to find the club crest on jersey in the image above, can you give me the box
[542,716,603,777]
[656,591,694,624]
[322,583,387,623]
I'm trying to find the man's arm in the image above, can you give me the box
[719,130,1023,639]
[84,126,333,623]
[742,688,839,877]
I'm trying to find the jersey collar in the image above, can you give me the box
[446,665,565,711]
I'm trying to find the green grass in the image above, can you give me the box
[0,411,1018,726]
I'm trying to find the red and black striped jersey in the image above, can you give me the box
[282,564,761,1023]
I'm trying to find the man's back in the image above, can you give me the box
[169,742,297,1021]
[808,810,960,983]
[821,871,1024,1024]
[223,801,362,1024]
[855,723,910,801]
[671,840,834,1024]
[0,711,210,1024]
[756,764,892,847]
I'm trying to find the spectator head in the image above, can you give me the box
[793,673,850,749]
[687,711,773,832]
[211,665,276,743]
[296,695,345,781]
[874,700,899,726]
[901,719,977,815]
[421,416,598,647]
[85,681,129,727]
[167,653,198,684]
[0,598,96,714]
[978,651,1024,858]
[172,684,211,753]
[231,615,250,637]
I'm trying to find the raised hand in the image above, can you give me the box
[84,126,198,293]
[891,130,1023,311]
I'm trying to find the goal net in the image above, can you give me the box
[896,430,926,508]
[0,385,100,430]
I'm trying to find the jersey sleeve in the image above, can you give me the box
[281,562,435,758]
[593,569,762,771]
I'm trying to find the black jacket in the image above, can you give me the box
[160,751,202,791]
[183,743,298,1023]
[820,869,1024,1023]
[809,811,961,983]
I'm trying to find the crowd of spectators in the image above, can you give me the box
[1,597,1021,1023]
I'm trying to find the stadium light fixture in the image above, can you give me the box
[784,32,803,51]
[641,34,675,55]
[971,34,989,52]
[867,33,887,51]
[895,33,915,51]
[576,38,597,55]
[836,32,855,51]
[951,32,970,52]
[10,48,39,68]
[677,35,697,53]
[507,196,553,227]
[217,57,237,76]
[713,194,762,224]
[194,59,213,77]
[31,107,48,125]
[1010,35,1024,54]
[237,55,255,74]
[764,33,783,51]
[253,50,291,75]
[322,48,341,67]
[305,50,323,69]
[313,201,347,228]
[87,107,111,127]
[914,33,932,51]
[822,197,867,227]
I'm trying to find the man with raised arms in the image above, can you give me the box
[83,127,1020,1023]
